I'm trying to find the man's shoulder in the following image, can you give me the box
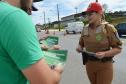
[0,2,18,13]
[0,2,25,19]
[101,21,117,33]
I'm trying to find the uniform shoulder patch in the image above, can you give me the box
[106,24,117,33]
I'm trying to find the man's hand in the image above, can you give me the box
[53,64,63,74]
[40,34,49,40]
[50,45,61,50]
[22,59,62,84]
[41,45,49,50]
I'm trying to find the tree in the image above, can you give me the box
[102,4,112,23]
[105,13,112,23]
[102,4,108,13]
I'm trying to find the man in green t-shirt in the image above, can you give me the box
[0,0,62,84]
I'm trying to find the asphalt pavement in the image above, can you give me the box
[37,31,126,84]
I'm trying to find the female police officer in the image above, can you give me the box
[76,2,122,84]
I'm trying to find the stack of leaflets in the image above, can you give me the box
[43,50,68,68]
[40,36,59,48]
[40,35,68,68]
[82,48,96,57]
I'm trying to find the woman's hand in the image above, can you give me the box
[96,48,122,59]
[95,52,106,59]
[76,47,83,53]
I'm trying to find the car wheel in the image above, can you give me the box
[118,33,122,37]
[73,31,76,34]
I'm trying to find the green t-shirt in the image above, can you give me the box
[0,2,43,84]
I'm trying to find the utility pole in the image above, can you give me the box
[43,11,46,29]
[57,4,60,31]
[48,18,51,29]
[75,7,78,14]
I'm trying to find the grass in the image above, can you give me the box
[110,17,126,26]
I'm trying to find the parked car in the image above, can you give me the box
[65,21,84,34]
[115,23,126,37]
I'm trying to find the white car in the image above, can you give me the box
[65,21,84,34]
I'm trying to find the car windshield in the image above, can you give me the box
[118,23,126,29]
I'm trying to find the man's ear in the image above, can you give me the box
[20,0,32,15]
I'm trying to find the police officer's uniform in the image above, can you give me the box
[78,22,122,84]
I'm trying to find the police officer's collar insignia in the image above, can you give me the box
[83,24,89,36]
[95,24,105,33]
[96,26,102,33]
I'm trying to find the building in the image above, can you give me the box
[108,11,126,18]
[61,12,86,25]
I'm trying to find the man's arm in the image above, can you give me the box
[2,11,62,84]
[22,58,62,84]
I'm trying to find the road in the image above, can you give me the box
[37,31,126,84]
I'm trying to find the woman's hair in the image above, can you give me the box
[102,13,105,20]
[94,11,106,21]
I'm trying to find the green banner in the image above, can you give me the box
[40,36,59,48]
[43,50,68,67]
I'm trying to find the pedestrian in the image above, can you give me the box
[76,2,122,84]
[0,0,62,84]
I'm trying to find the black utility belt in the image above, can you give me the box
[88,56,114,63]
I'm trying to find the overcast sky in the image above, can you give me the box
[32,0,126,25]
